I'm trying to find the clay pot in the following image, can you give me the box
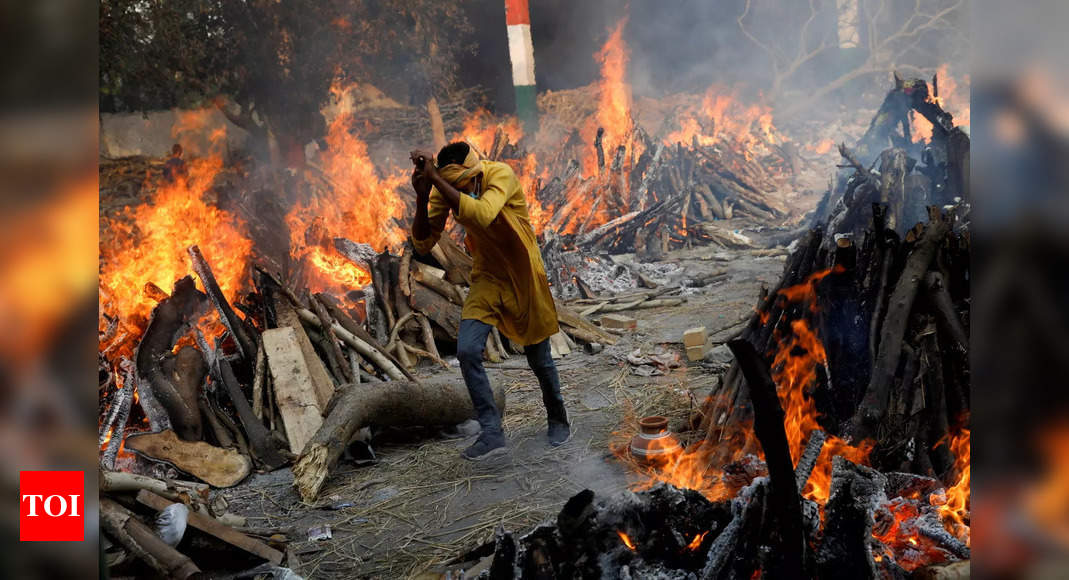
[630,416,682,465]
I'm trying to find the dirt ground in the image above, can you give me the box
[220,241,788,579]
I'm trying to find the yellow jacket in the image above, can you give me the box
[412,160,559,346]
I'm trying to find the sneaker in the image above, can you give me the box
[548,420,571,447]
[462,433,507,461]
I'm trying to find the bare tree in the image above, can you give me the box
[738,0,968,116]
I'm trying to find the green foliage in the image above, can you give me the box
[100,0,475,144]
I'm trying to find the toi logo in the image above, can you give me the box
[20,471,85,541]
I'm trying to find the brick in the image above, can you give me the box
[686,343,710,361]
[683,326,708,347]
[600,313,637,330]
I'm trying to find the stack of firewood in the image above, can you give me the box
[485,117,793,258]
[98,225,621,500]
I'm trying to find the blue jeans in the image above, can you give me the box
[457,319,566,438]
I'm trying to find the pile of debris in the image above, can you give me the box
[99,469,295,579]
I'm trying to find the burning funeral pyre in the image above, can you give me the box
[97,13,969,577]
[451,76,970,578]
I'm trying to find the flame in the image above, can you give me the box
[665,86,786,157]
[288,78,406,296]
[686,531,709,550]
[455,108,523,156]
[617,530,636,550]
[583,17,634,177]
[939,428,970,544]
[100,116,251,360]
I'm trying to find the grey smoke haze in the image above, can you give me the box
[459,0,968,114]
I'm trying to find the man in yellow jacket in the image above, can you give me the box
[410,142,569,460]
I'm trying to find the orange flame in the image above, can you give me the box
[665,86,785,158]
[100,113,251,360]
[617,530,636,550]
[454,108,523,156]
[288,78,406,297]
[686,531,709,550]
[939,428,970,544]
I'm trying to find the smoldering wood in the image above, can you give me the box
[795,430,827,493]
[816,457,886,580]
[292,380,507,502]
[101,361,136,470]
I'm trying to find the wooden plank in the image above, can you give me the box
[136,490,284,565]
[409,280,462,338]
[273,296,334,411]
[262,327,325,455]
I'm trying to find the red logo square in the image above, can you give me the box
[20,471,85,541]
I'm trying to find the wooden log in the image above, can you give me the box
[314,295,415,381]
[409,280,462,338]
[727,339,806,578]
[272,296,335,411]
[262,326,327,455]
[853,217,949,433]
[398,242,413,297]
[101,362,136,470]
[214,356,289,471]
[416,311,443,362]
[199,396,234,449]
[251,343,266,420]
[309,293,353,383]
[555,302,617,345]
[412,267,464,305]
[100,498,202,579]
[292,380,507,502]
[298,308,407,381]
[125,429,251,488]
[436,234,474,285]
[135,276,208,441]
[188,245,255,360]
[136,490,284,565]
[100,469,209,499]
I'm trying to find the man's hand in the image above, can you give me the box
[411,167,431,201]
[410,149,438,178]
